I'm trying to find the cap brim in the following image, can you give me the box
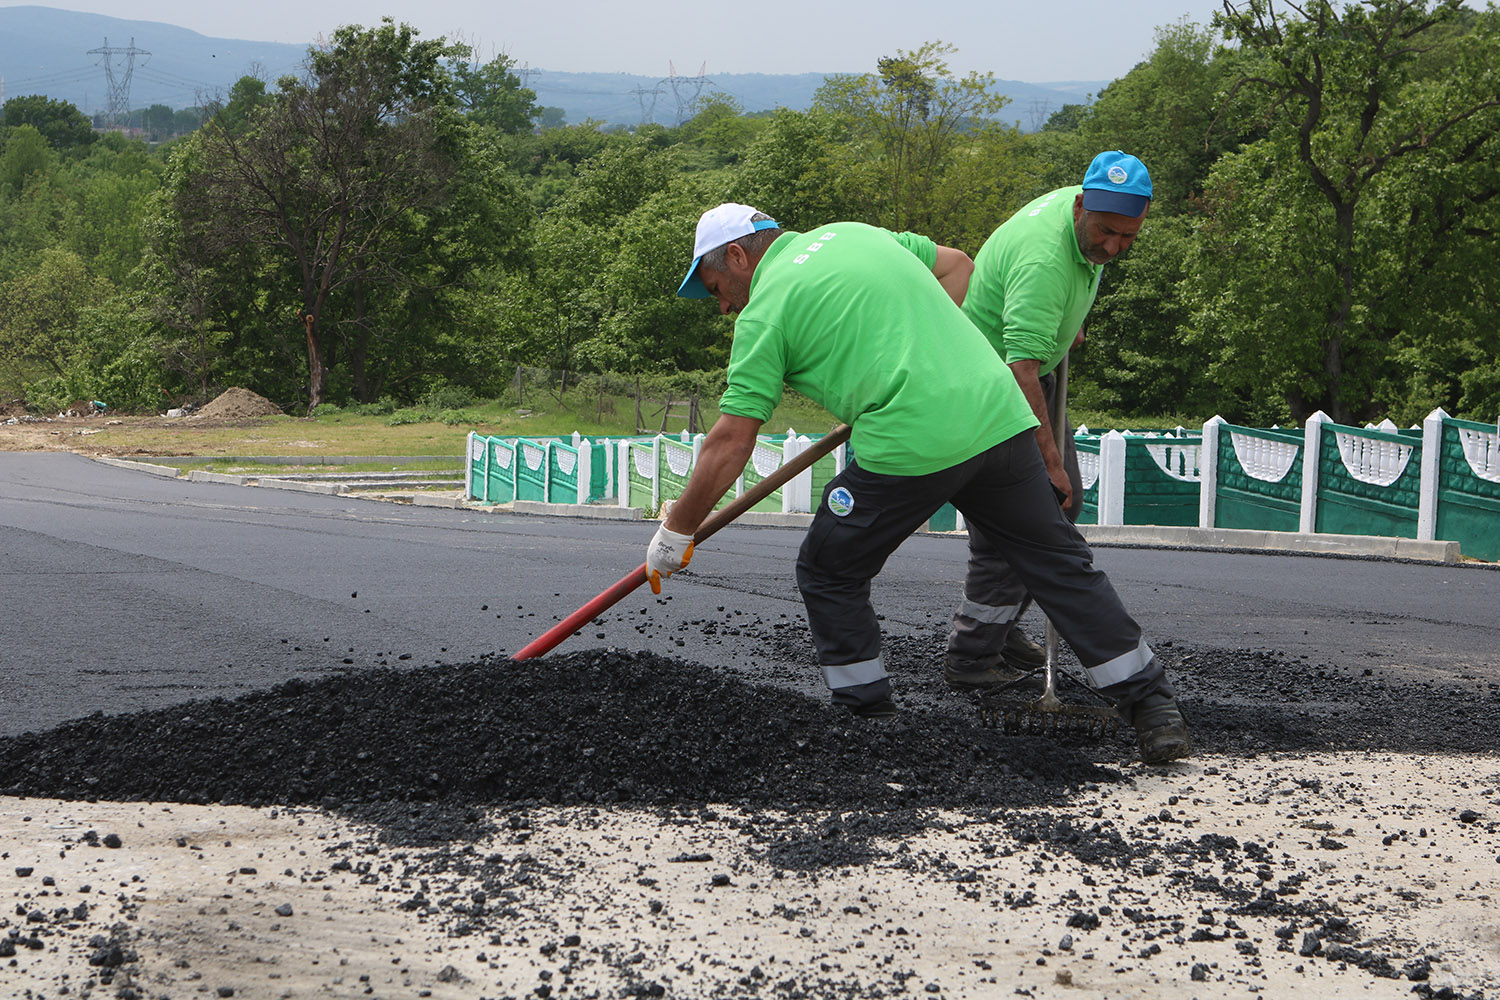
[677,256,710,298]
[1081,189,1150,217]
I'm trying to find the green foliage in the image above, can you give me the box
[453,51,539,132]
[811,41,1018,242]
[1195,0,1500,422]
[0,125,55,197]
[2,15,1496,428]
[2,95,96,150]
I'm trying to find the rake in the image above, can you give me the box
[974,354,1120,738]
[513,423,853,661]
[977,619,1120,736]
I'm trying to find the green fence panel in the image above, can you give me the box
[1125,435,1202,527]
[515,438,548,502]
[1315,422,1420,539]
[1436,418,1500,561]
[740,437,788,513]
[624,439,656,510]
[483,437,517,503]
[1075,435,1101,525]
[466,434,486,502]
[809,436,842,508]
[927,503,960,531]
[547,440,581,504]
[657,436,696,506]
[1215,424,1303,532]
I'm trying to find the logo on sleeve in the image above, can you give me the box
[827,487,855,517]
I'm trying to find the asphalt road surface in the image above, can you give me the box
[3,452,1496,738]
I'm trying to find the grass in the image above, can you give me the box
[80,391,843,465]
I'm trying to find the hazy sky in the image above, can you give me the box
[4,0,1220,81]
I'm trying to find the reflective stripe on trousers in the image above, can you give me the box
[1085,639,1153,688]
[822,656,887,692]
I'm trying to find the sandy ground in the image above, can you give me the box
[5,751,1497,1000]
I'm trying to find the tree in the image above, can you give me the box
[812,41,1015,241]
[2,95,97,150]
[453,50,539,133]
[0,124,58,200]
[1199,0,1500,422]
[0,248,111,384]
[172,20,481,411]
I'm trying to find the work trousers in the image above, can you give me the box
[794,427,1168,713]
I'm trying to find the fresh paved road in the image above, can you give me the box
[3,452,1496,737]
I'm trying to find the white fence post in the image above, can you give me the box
[577,440,591,504]
[1417,407,1449,541]
[652,435,662,512]
[465,431,477,501]
[1199,416,1225,529]
[1299,411,1330,534]
[1098,430,1127,525]
[617,440,630,508]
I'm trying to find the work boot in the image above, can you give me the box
[1001,625,1047,670]
[944,653,1027,691]
[1126,693,1192,765]
[848,697,898,720]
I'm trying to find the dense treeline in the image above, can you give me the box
[1,1,1496,425]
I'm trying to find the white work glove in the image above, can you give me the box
[646,525,695,594]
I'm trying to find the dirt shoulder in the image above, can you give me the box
[4,750,1496,1000]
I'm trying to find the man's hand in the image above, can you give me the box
[646,524,695,594]
[1046,462,1073,510]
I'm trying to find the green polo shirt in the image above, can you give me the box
[962,185,1103,375]
[717,223,1038,475]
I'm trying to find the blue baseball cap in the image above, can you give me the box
[678,203,780,298]
[1081,151,1152,217]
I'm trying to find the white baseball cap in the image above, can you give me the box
[677,203,780,298]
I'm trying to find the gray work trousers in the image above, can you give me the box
[948,372,1088,665]
[794,426,1169,713]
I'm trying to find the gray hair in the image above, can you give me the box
[699,212,781,273]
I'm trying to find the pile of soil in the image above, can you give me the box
[195,387,283,419]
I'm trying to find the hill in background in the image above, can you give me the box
[0,6,1101,129]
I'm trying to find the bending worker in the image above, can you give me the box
[946,150,1153,687]
[644,202,1189,765]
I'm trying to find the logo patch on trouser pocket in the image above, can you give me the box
[827,486,855,517]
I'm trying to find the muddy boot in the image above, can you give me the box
[1126,692,1192,765]
[1001,625,1046,671]
[944,653,1027,691]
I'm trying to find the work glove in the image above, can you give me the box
[646,524,695,594]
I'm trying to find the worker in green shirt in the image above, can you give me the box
[946,151,1153,685]
[646,202,1189,765]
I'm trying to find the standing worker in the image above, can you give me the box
[646,202,1189,764]
[945,151,1152,688]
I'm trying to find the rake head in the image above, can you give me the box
[978,692,1121,738]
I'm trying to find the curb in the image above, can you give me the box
[93,457,182,478]
[1079,524,1462,564]
[512,500,647,521]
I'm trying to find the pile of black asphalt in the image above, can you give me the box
[2,627,1495,843]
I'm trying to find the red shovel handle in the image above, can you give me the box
[512,423,852,660]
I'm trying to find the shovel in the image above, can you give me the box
[513,424,853,660]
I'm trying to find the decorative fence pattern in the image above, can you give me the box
[465,433,607,506]
[466,408,1499,560]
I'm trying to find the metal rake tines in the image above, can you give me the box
[977,695,1122,738]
